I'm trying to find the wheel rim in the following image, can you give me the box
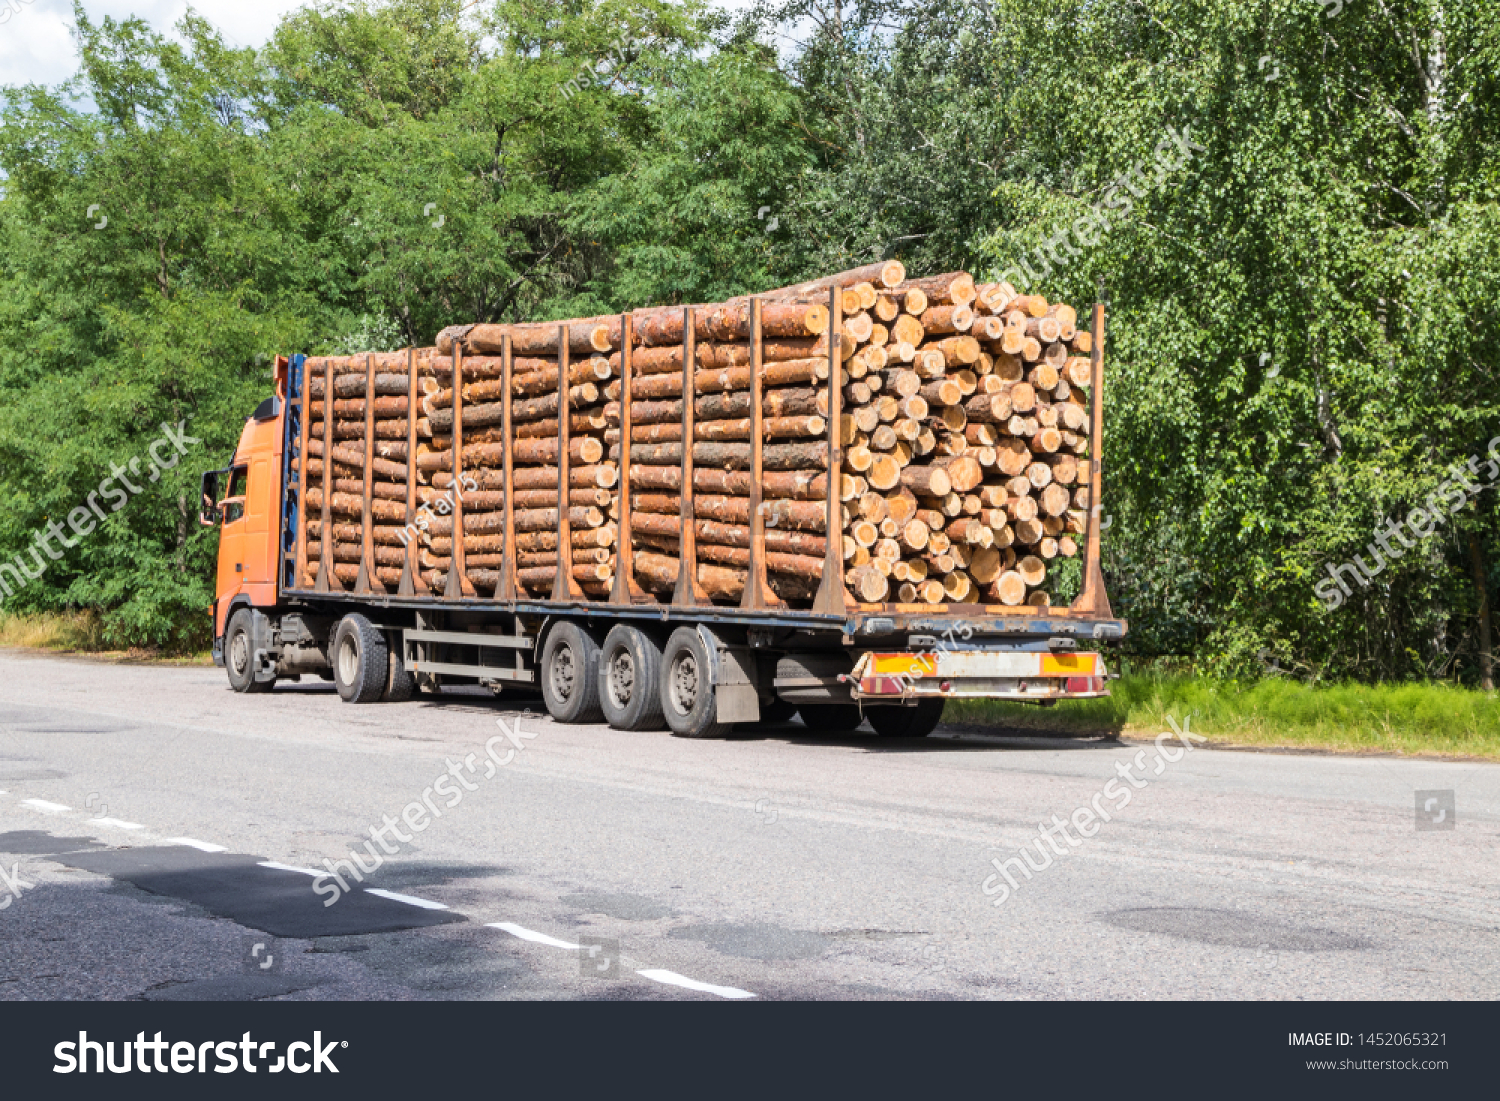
[606,647,634,709]
[337,633,360,686]
[669,651,699,716]
[550,642,576,703]
[229,629,249,679]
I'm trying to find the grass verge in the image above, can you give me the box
[944,674,1500,761]
[0,612,212,665]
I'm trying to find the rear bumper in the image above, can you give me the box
[846,650,1110,702]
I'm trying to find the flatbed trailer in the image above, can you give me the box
[202,294,1125,739]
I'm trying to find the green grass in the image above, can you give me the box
[0,611,106,651]
[945,674,1500,760]
[0,612,211,665]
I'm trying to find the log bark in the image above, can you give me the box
[899,466,952,496]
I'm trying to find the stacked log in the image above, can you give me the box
[298,349,435,591]
[291,262,1093,610]
[835,275,1093,606]
[600,298,841,605]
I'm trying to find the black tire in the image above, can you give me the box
[796,703,865,732]
[760,697,798,724]
[660,627,732,739]
[599,625,666,731]
[541,621,604,724]
[867,698,945,738]
[225,609,274,694]
[332,614,389,704]
[384,641,416,702]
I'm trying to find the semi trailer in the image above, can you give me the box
[202,276,1124,739]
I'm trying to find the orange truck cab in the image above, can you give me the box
[203,358,312,684]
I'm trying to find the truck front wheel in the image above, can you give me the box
[225,609,274,694]
[332,614,389,704]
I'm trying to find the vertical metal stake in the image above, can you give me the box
[673,307,708,605]
[552,326,586,601]
[812,289,848,615]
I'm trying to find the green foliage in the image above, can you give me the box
[1,0,1498,680]
[963,0,1500,681]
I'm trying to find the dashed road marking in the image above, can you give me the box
[5,801,757,998]
[637,969,757,1000]
[488,922,580,950]
[258,860,325,877]
[166,837,228,852]
[92,817,144,830]
[486,922,761,999]
[366,888,448,910]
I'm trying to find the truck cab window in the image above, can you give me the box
[223,466,247,524]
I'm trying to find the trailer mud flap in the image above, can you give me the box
[698,626,761,724]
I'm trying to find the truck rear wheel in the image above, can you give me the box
[332,614,388,704]
[600,625,666,731]
[759,698,797,724]
[225,609,274,694]
[384,645,416,702]
[867,699,945,738]
[660,628,732,739]
[796,704,864,732]
[541,621,604,724]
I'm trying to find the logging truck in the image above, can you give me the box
[202,269,1124,738]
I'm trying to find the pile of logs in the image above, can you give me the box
[291,263,1094,610]
[300,349,426,590]
[831,272,1094,607]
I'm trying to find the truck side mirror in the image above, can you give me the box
[199,470,222,527]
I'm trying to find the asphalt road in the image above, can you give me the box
[0,652,1495,1001]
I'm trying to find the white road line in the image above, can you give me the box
[366,888,448,910]
[22,799,70,813]
[637,969,757,1000]
[92,817,144,830]
[166,838,228,852]
[487,922,580,950]
[258,860,325,877]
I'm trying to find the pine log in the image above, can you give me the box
[900,272,976,306]
[630,512,827,556]
[848,565,891,603]
[899,466,952,496]
[613,441,828,471]
[931,454,983,492]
